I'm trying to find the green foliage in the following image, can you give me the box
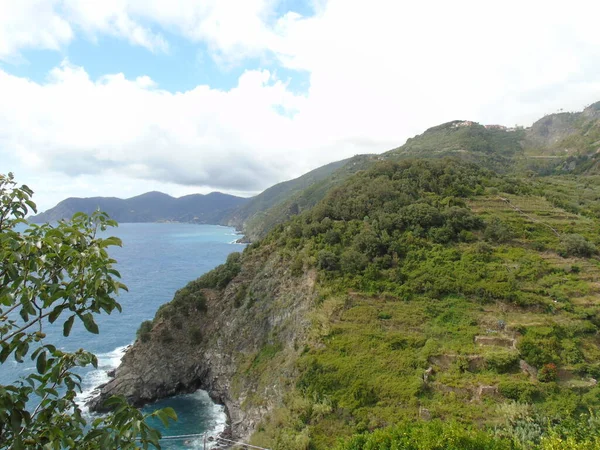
[244,156,600,448]
[335,420,513,450]
[0,173,175,449]
[486,351,520,373]
[317,250,339,271]
[189,327,202,344]
[498,381,540,403]
[137,320,153,343]
[234,284,248,307]
[560,234,597,257]
[195,251,242,289]
[484,217,514,243]
[538,363,558,383]
[518,335,560,368]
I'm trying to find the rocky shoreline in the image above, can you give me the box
[88,250,317,441]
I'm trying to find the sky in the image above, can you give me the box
[1,0,600,211]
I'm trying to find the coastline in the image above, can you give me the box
[85,347,232,446]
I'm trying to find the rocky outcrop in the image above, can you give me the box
[474,335,516,348]
[89,249,317,441]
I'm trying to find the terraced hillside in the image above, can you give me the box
[99,158,600,449]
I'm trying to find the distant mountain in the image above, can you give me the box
[30,191,249,224]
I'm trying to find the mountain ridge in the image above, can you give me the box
[30,190,249,224]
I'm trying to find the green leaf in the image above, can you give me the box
[81,313,99,334]
[63,315,75,337]
[48,304,65,324]
[162,407,178,421]
[36,351,47,374]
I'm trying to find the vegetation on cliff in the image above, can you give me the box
[122,103,600,449]
[137,156,600,449]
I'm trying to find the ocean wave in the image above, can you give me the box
[76,344,130,411]
[75,345,228,449]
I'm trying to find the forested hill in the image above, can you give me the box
[97,157,600,449]
[224,101,600,241]
[30,191,249,224]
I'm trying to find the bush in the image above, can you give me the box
[484,217,514,243]
[137,320,153,343]
[498,381,540,402]
[340,249,369,274]
[317,250,340,271]
[486,351,520,373]
[234,284,248,308]
[189,327,202,344]
[518,336,560,368]
[560,234,597,257]
[335,420,512,450]
[159,329,174,344]
[538,363,558,383]
[196,252,242,289]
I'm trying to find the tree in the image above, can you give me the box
[0,173,176,449]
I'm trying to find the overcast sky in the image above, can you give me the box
[1,0,600,211]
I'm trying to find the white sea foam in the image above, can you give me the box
[74,345,228,449]
[76,344,130,411]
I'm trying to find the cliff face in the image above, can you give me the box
[89,244,317,440]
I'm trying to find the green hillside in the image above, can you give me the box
[98,103,600,450]
[237,155,379,240]
[120,158,600,449]
[224,158,353,240]
[234,159,600,448]
[231,102,600,242]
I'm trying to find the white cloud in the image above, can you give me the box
[0,60,311,210]
[2,0,600,210]
[0,0,73,62]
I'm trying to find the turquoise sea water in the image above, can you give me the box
[1,223,242,449]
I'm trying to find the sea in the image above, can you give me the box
[1,223,243,449]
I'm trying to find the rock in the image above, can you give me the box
[474,336,516,348]
[428,354,485,372]
[107,369,116,378]
[88,258,317,442]
[476,385,499,399]
[423,367,434,382]
[434,383,470,396]
[419,407,432,420]
[519,359,538,378]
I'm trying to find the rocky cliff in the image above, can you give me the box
[89,244,317,440]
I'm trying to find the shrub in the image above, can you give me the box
[196,252,242,289]
[340,249,369,274]
[486,351,520,373]
[189,327,202,344]
[538,363,558,382]
[498,381,540,402]
[518,336,560,368]
[159,329,174,344]
[137,320,153,343]
[317,250,340,271]
[484,217,514,243]
[234,284,248,308]
[560,234,597,257]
